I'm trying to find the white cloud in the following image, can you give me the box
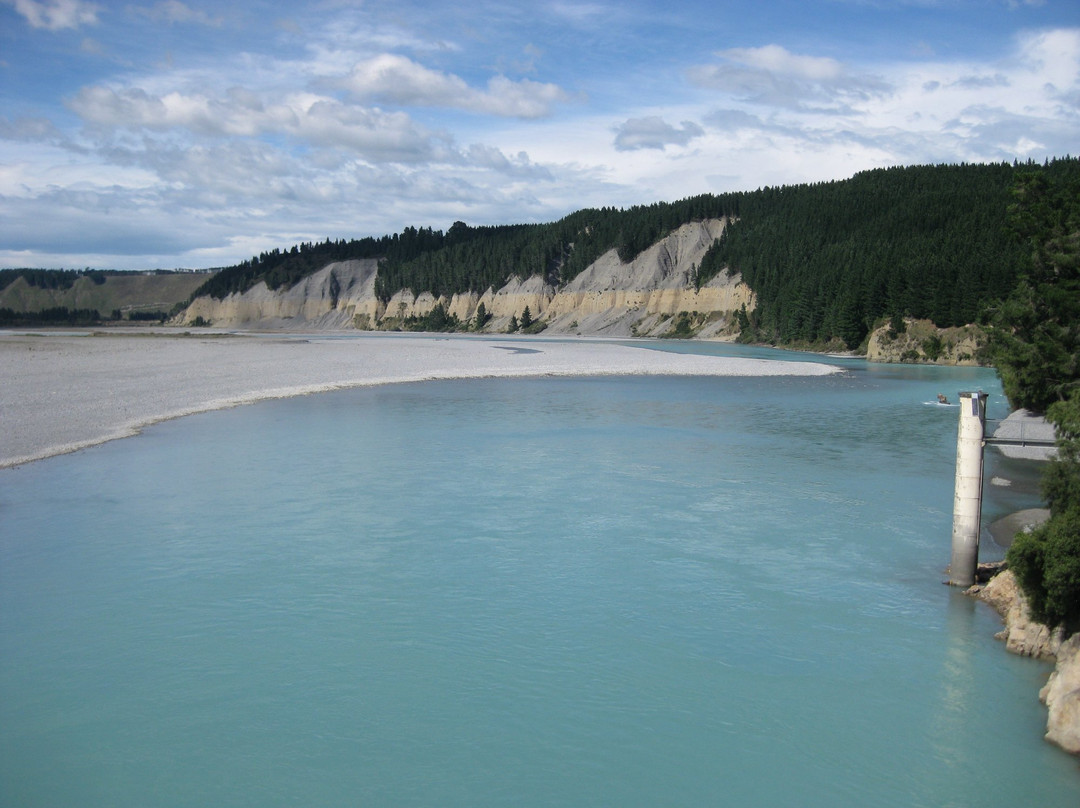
[613,117,704,151]
[1013,27,1080,99]
[689,44,891,112]
[5,0,99,30]
[685,30,1080,169]
[722,44,844,82]
[67,85,448,163]
[340,54,569,118]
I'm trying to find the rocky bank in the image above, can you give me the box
[972,570,1080,756]
[865,318,986,365]
[178,220,755,337]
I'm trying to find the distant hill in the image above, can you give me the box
[0,270,215,324]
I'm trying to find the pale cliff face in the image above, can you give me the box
[183,259,382,329]
[178,220,756,337]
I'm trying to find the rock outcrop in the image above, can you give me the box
[865,318,985,365]
[972,570,1080,755]
[1041,633,1080,755]
[176,220,755,338]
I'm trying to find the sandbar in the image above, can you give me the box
[1,330,840,468]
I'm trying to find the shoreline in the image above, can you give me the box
[1,329,840,469]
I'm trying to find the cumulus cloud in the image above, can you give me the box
[688,44,890,112]
[613,116,704,151]
[67,85,448,162]
[5,0,100,30]
[685,30,1080,170]
[340,54,568,118]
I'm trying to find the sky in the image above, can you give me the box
[1,0,1078,270]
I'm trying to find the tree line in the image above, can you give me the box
[187,160,1079,352]
[0,268,114,291]
[0,307,104,325]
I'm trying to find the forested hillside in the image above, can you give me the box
[188,159,1078,348]
[702,162,1044,346]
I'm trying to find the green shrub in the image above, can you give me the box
[1007,508,1080,631]
[922,334,944,361]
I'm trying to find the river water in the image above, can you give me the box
[1,339,1077,806]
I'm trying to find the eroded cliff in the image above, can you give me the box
[176,220,755,338]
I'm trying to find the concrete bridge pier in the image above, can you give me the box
[949,391,988,587]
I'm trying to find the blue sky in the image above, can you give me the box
[1,0,1078,270]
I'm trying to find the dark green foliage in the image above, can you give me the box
[922,335,944,361]
[1007,394,1080,631]
[987,159,1080,412]
[1042,395,1080,515]
[701,162,1033,347]
[1007,508,1080,632]
[694,242,730,290]
[520,306,533,329]
[127,310,169,322]
[401,303,460,332]
[474,302,490,330]
[0,306,103,325]
[508,314,519,333]
[665,312,696,338]
[0,268,123,291]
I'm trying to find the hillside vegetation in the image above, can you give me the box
[992,160,1080,631]
[188,159,1076,349]
[705,162,1038,347]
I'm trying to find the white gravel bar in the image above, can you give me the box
[1,330,840,468]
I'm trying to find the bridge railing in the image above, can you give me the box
[984,417,1057,448]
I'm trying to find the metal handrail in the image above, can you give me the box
[984,418,1057,447]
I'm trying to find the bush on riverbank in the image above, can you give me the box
[1008,393,1080,632]
[1008,508,1080,632]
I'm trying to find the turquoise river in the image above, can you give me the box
[2,338,1078,806]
